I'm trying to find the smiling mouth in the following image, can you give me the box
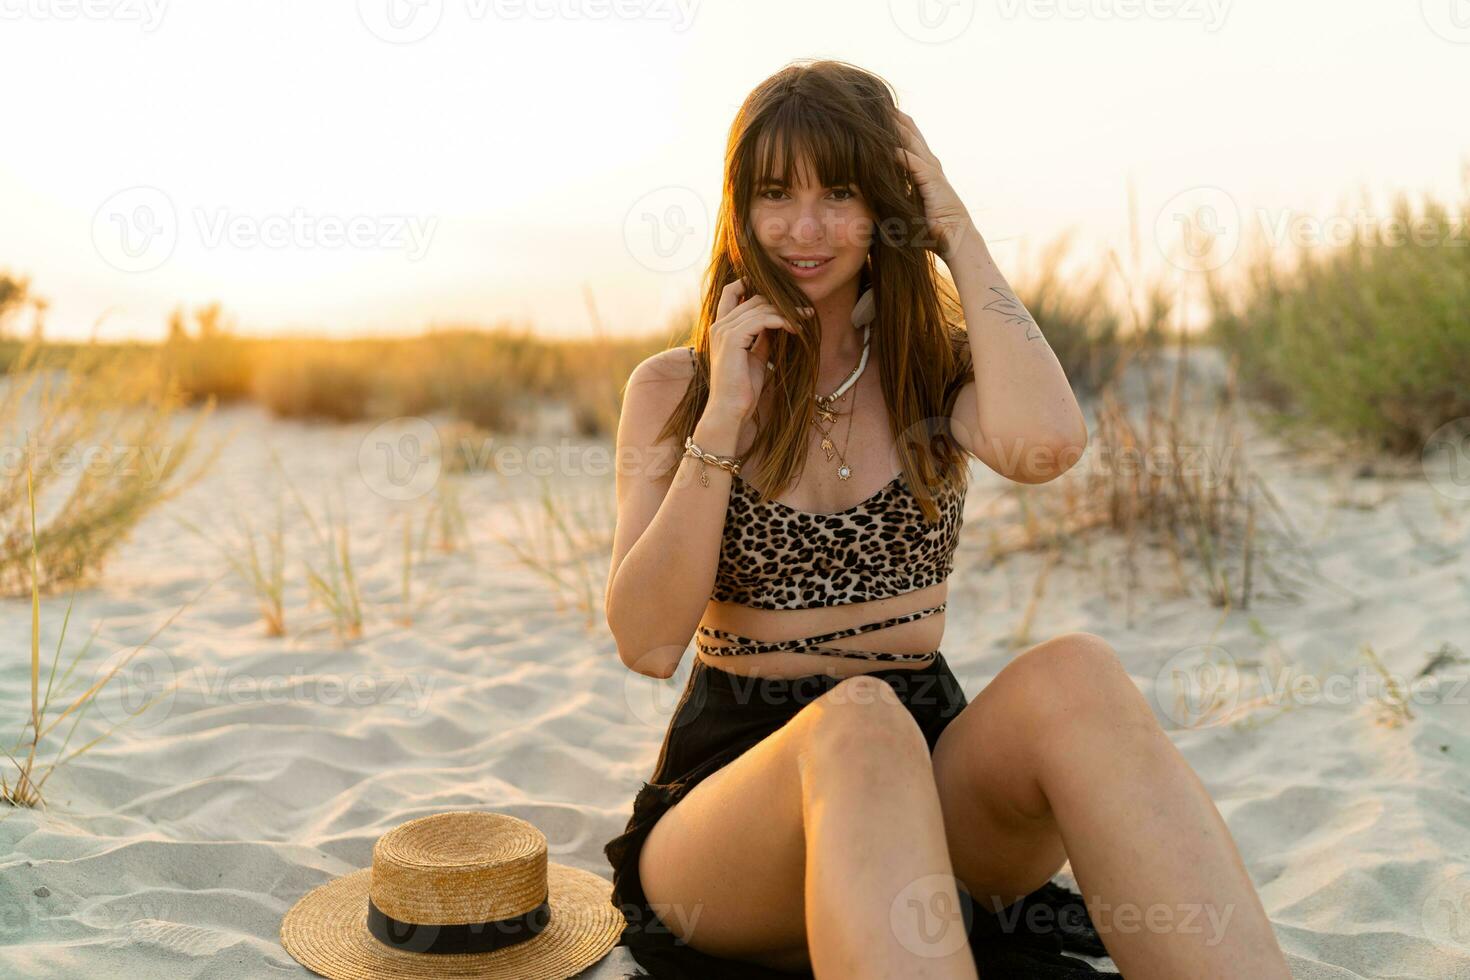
[784,257,832,270]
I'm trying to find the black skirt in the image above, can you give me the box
[603,651,1122,978]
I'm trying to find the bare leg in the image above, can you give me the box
[639,672,978,978]
[934,632,1291,980]
[798,674,979,980]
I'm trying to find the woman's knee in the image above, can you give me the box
[796,674,929,772]
[1005,631,1156,732]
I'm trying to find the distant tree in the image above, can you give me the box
[30,297,47,342]
[0,270,32,337]
[194,301,228,339]
[167,305,189,342]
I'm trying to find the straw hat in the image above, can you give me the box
[281,811,624,979]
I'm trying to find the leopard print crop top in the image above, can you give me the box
[686,346,967,663]
[710,467,966,610]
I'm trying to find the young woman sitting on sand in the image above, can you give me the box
[603,59,1292,980]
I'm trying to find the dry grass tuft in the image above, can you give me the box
[488,471,615,625]
[176,497,288,637]
[3,460,207,810]
[0,338,219,597]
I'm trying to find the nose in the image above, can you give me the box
[790,205,826,244]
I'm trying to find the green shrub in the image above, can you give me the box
[1207,191,1470,454]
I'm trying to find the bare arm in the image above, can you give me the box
[888,105,1087,484]
[604,350,743,679]
[607,280,799,677]
[946,226,1089,484]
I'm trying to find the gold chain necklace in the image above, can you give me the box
[812,378,860,480]
[810,325,870,480]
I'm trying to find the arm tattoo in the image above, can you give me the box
[983,286,1042,341]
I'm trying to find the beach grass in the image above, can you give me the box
[175,497,288,637]
[2,459,203,810]
[488,471,615,625]
[0,337,220,598]
[1206,187,1470,455]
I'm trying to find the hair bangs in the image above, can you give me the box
[752,104,861,194]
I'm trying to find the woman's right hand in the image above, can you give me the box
[705,279,811,425]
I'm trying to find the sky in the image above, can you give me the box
[0,0,1467,342]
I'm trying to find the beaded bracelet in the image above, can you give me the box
[683,435,742,487]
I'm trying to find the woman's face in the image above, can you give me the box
[748,153,875,302]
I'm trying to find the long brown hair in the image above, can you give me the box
[656,58,973,523]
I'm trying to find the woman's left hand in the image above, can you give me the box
[892,107,974,262]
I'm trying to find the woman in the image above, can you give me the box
[604,60,1291,980]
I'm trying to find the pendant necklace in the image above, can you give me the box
[810,324,870,480]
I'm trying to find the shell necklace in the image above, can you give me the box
[761,286,876,480]
[811,325,869,480]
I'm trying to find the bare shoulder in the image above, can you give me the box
[622,346,696,427]
[617,347,697,479]
[627,345,696,389]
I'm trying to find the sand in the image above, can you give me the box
[1,349,1467,978]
